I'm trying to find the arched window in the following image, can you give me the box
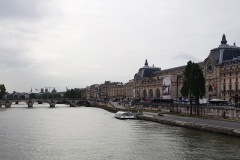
[155,88,160,98]
[208,85,213,92]
[143,90,147,98]
[149,89,153,98]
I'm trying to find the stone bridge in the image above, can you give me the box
[0,99,93,108]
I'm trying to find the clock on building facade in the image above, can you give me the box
[207,63,213,73]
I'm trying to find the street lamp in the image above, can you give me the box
[176,75,179,101]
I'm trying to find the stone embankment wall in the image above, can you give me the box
[91,101,123,113]
[137,115,240,137]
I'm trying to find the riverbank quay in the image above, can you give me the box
[94,101,240,137]
[108,101,240,120]
[137,113,240,137]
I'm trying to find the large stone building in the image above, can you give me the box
[204,34,240,102]
[86,34,240,104]
[132,34,240,103]
[133,59,161,99]
[85,84,99,99]
[123,80,134,101]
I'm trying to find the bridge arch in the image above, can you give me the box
[76,101,91,107]
[0,99,91,108]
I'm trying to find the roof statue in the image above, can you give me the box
[145,59,148,66]
[221,34,227,44]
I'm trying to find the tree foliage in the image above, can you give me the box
[29,93,36,99]
[181,61,206,115]
[0,84,6,99]
[38,93,61,99]
[64,89,83,99]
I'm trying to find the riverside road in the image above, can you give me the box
[143,112,240,130]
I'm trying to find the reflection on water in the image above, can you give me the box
[0,105,239,160]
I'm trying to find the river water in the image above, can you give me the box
[0,103,240,160]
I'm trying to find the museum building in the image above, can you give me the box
[133,34,240,103]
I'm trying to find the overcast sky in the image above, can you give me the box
[1,0,240,93]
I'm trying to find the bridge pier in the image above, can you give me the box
[28,100,33,107]
[5,101,11,108]
[70,100,76,107]
[50,101,55,108]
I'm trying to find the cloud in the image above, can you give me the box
[0,0,52,20]
[173,52,202,63]
[0,0,240,93]
[0,47,32,69]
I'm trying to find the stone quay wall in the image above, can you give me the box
[137,115,240,137]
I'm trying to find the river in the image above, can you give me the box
[0,103,240,160]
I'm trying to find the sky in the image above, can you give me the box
[1,0,240,93]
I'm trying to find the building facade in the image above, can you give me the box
[85,34,240,104]
[204,34,240,103]
[132,34,240,103]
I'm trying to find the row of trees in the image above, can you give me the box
[29,93,62,99]
[181,61,206,116]
[64,89,83,99]
[29,89,84,99]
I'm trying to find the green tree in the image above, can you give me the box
[191,63,206,116]
[0,85,6,99]
[48,94,53,99]
[41,93,48,99]
[181,61,206,116]
[19,95,25,99]
[64,89,83,99]
[70,89,75,98]
[64,90,70,98]
[29,93,36,99]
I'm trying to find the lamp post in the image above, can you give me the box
[176,75,180,113]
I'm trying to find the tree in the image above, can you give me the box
[64,88,83,99]
[0,85,6,99]
[29,93,36,99]
[181,61,206,116]
[191,63,206,116]
[19,95,25,99]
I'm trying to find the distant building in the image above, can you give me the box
[86,84,100,99]
[133,59,161,99]
[123,80,134,101]
[52,88,57,93]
